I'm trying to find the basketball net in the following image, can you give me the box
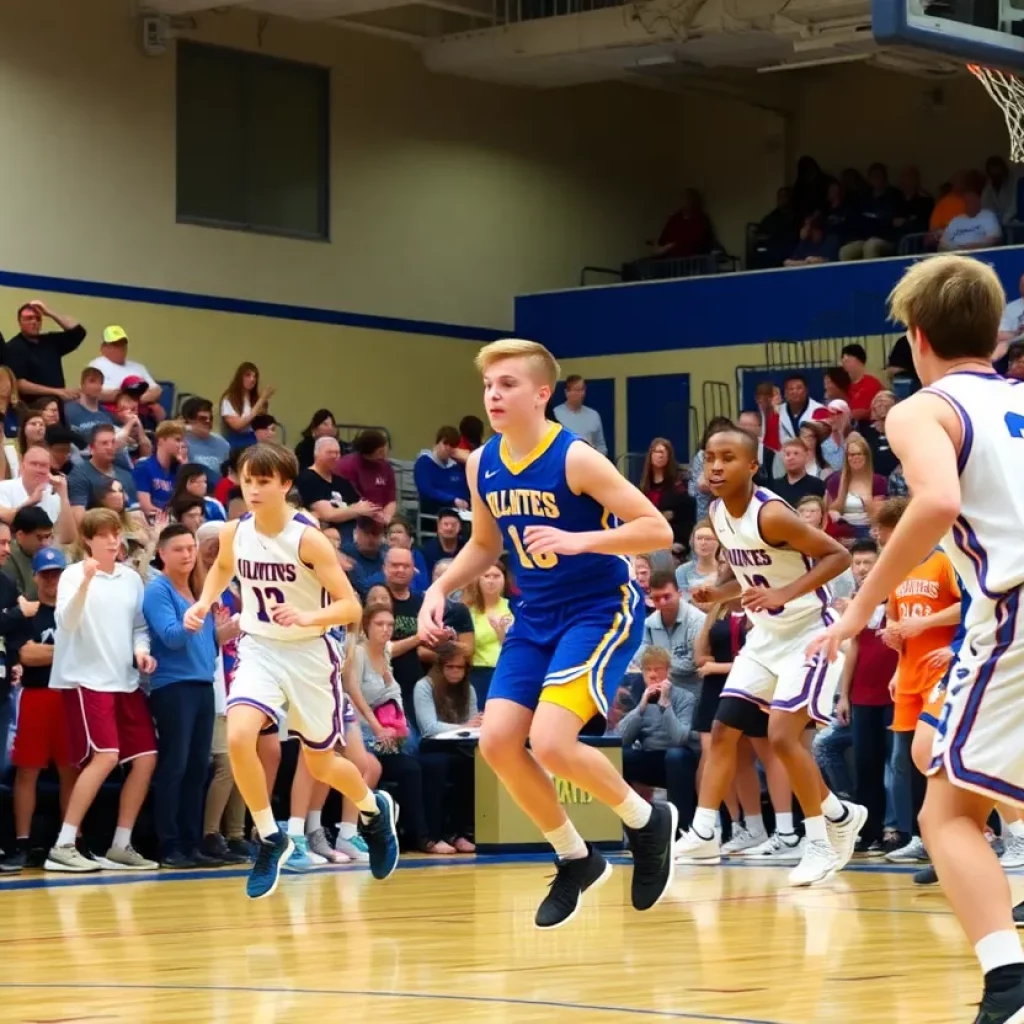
[968,64,1024,162]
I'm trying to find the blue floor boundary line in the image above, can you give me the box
[0,981,786,1024]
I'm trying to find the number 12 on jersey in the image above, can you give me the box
[507,525,559,571]
[742,573,783,616]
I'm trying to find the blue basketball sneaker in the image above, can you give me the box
[276,823,316,873]
[358,791,399,880]
[247,832,294,900]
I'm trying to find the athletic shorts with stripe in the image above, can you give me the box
[488,582,644,723]
[718,615,844,725]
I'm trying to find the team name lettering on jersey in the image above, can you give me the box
[237,559,298,584]
[725,548,773,569]
[895,578,940,600]
[485,489,560,520]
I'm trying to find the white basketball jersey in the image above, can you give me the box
[711,487,832,635]
[234,511,326,642]
[925,372,1024,643]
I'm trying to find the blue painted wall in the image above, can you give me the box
[626,373,691,464]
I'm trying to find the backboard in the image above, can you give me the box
[873,0,1024,70]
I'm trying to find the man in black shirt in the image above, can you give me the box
[383,548,427,713]
[0,521,17,791]
[885,334,922,396]
[0,547,70,873]
[295,436,376,533]
[5,301,87,401]
[737,409,776,484]
[772,438,827,507]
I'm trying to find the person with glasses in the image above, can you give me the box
[181,397,230,487]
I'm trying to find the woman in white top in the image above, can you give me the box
[825,431,887,540]
[219,361,274,449]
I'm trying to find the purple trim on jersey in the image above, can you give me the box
[772,655,828,716]
[225,696,280,724]
[920,386,973,475]
[951,514,993,599]
[239,511,253,521]
[947,589,1024,801]
[294,512,317,528]
[720,688,771,710]
[287,637,344,750]
[800,553,832,624]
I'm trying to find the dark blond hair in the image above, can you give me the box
[81,507,122,543]
[875,496,909,530]
[474,339,560,388]
[640,646,672,672]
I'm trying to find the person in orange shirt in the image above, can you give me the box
[874,498,960,863]
[928,171,968,234]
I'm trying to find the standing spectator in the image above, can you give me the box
[644,569,706,700]
[219,362,273,449]
[552,376,608,456]
[295,436,371,530]
[384,517,429,595]
[981,155,1017,224]
[382,547,428,713]
[675,522,720,605]
[5,300,86,402]
[0,367,20,442]
[863,390,899,478]
[133,421,185,515]
[181,398,230,486]
[68,425,139,514]
[422,508,466,575]
[777,374,824,445]
[0,522,16,782]
[939,187,1002,251]
[839,344,883,423]
[414,426,469,516]
[335,429,396,526]
[64,368,116,446]
[892,166,934,241]
[462,561,512,706]
[0,446,75,546]
[688,416,734,522]
[772,438,827,507]
[144,525,219,868]
[825,431,887,540]
[639,437,695,548]
[791,155,831,219]
[89,327,164,423]
[0,548,74,873]
[736,409,776,483]
[753,381,781,452]
[823,366,852,406]
[46,508,159,872]
[293,409,337,471]
[340,518,387,598]
[452,415,485,462]
[169,464,226,523]
[3,508,55,600]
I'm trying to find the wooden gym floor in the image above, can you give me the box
[0,855,1014,1024]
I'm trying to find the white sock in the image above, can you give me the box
[253,807,277,841]
[543,820,588,861]
[1008,820,1024,839]
[338,822,357,840]
[976,930,1024,973]
[613,790,653,829]
[286,816,305,838]
[57,823,77,847]
[821,792,846,820]
[776,811,794,834]
[112,827,132,850]
[804,815,827,843]
[692,807,718,839]
[356,790,378,816]
[745,814,765,836]
[306,810,322,833]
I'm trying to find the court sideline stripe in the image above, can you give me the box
[0,981,787,1024]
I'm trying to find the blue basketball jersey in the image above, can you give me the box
[476,423,631,616]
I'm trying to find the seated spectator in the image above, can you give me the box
[383,516,428,594]
[842,163,899,260]
[688,416,734,521]
[220,361,273,449]
[811,399,851,472]
[251,413,278,444]
[340,518,387,598]
[799,422,834,481]
[841,343,884,423]
[772,437,827,506]
[644,569,706,699]
[939,186,1002,251]
[615,646,698,832]
[929,171,969,235]
[887,463,908,498]
[212,447,243,509]
[0,366,20,441]
[1007,343,1024,382]
[169,463,226,522]
[181,398,230,486]
[422,507,466,575]
[33,396,61,430]
[791,155,832,219]
[822,182,866,261]
[68,424,140,516]
[552,376,608,456]
[65,367,116,447]
[170,495,206,535]
[784,214,839,266]
[862,390,899,477]
[293,408,338,471]
[753,381,782,452]
[634,553,655,611]
[451,415,485,465]
[648,188,713,261]
[414,426,470,516]
[825,431,886,540]
[113,390,152,464]
[796,496,857,602]
[462,561,512,706]
[893,166,934,241]
[0,445,74,546]
[4,507,55,599]
[336,428,396,526]
[750,186,800,270]
[777,374,824,446]
[5,300,86,403]
[736,409,776,484]
[639,437,695,548]
[413,643,479,853]
[16,409,47,474]
[674,522,719,606]
[143,525,218,868]
[982,154,1017,224]
[296,436,371,532]
[133,421,185,515]
[90,327,164,425]
[46,425,77,476]
[823,366,852,406]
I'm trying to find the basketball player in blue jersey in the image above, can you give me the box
[185,444,399,900]
[809,255,1024,1024]
[420,339,675,929]
[673,426,867,885]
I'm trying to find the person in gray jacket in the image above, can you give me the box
[615,646,699,830]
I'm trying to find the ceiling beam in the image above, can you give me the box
[145,0,251,13]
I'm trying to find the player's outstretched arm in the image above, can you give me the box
[525,441,672,558]
[184,520,239,629]
[291,527,362,629]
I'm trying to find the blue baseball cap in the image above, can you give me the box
[32,548,67,574]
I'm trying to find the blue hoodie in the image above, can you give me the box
[414,449,469,514]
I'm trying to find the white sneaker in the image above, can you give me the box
[884,834,928,864]
[335,833,370,863]
[788,839,840,887]
[721,825,768,855]
[98,845,159,871]
[826,801,868,872]
[673,828,721,865]
[45,844,101,873]
[1001,834,1024,869]
[741,831,805,864]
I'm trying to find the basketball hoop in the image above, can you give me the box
[968,63,1024,162]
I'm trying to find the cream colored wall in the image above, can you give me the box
[0,286,483,459]
[0,0,698,331]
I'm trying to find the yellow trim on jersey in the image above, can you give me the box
[499,422,562,476]
[540,674,600,723]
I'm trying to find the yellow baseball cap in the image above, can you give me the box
[102,326,128,344]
